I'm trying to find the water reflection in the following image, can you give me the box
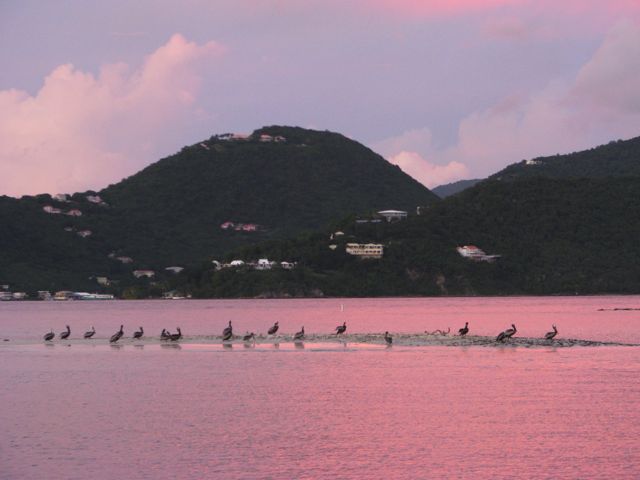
[223,343,233,350]
[110,344,124,350]
[161,343,181,350]
[294,341,305,350]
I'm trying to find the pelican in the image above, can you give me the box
[161,329,170,340]
[60,325,71,340]
[335,321,347,335]
[43,329,55,341]
[83,326,96,339]
[293,326,305,341]
[169,328,182,342]
[496,324,517,342]
[384,331,393,345]
[544,324,558,340]
[458,322,469,336]
[243,332,255,342]
[133,327,144,339]
[267,321,279,335]
[222,321,233,341]
[110,325,124,343]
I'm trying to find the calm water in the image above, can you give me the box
[1,297,640,479]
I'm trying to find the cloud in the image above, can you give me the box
[388,151,469,188]
[0,34,224,197]
[374,21,640,184]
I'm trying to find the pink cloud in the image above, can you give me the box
[375,21,640,183]
[0,34,224,197]
[388,151,469,188]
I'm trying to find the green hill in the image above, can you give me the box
[0,126,438,293]
[432,179,482,198]
[492,136,640,181]
[182,176,640,297]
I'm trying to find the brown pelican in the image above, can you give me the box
[267,322,279,335]
[243,332,255,342]
[161,329,170,340]
[169,328,182,342]
[43,330,55,341]
[83,326,96,339]
[496,324,517,342]
[293,327,305,341]
[544,324,558,340]
[222,321,233,341]
[458,322,469,336]
[335,322,347,335]
[60,325,71,340]
[110,325,124,343]
[384,331,393,345]
[133,327,144,339]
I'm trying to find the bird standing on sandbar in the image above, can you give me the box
[268,321,279,336]
[544,324,558,340]
[133,327,144,339]
[60,325,71,340]
[169,327,182,341]
[44,330,55,341]
[243,332,255,342]
[84,326,96,339]
[293,327,305,341]
[335,322,347,335]
[110,325,124,343]
[496,324,517,342]
[458,322,469,336]
[222,321,233,341]
[384,331,393,345]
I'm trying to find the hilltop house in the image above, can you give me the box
[66,209,82,217]
[77,230,92,238]
[53,194,69,202]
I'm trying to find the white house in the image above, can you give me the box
[280,261,295,270]
[456,245,501,263]
[255,259,273,270]
[77,230,92,238]
[43,205,62,214]
[165,266,184,274]
[86,195,103,204]
[116,256,133,264]
[53,194,69,202]
[66,209,82,217]
[378,210,408,222]
[345,243,384,259]
[229,260,245,267]
[133,270,155,278]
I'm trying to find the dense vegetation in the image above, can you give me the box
[492,136,640,180]
[181,176,640,297]
[0,126,437,293]
[432,179,482,198]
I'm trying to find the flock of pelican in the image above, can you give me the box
[41,320,559,345]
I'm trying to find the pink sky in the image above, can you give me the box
[1,1,639,194]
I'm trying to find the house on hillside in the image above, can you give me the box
[116,256,133,264]
[77,230,92,238]
[43,205,62,214]
[66,209,82,217]
[229,260,245,267]
[220,221,235,229]
[378,210,408,222]
[165,266,184,274]
[345,243,384,259]
[133,270,155,279]
[86,195,103,204]
[53,194,69,202]
[456,245,501,263]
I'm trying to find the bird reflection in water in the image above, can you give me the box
[223,343,233,350]
[294,341,305,350]
[161,342,181,350]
